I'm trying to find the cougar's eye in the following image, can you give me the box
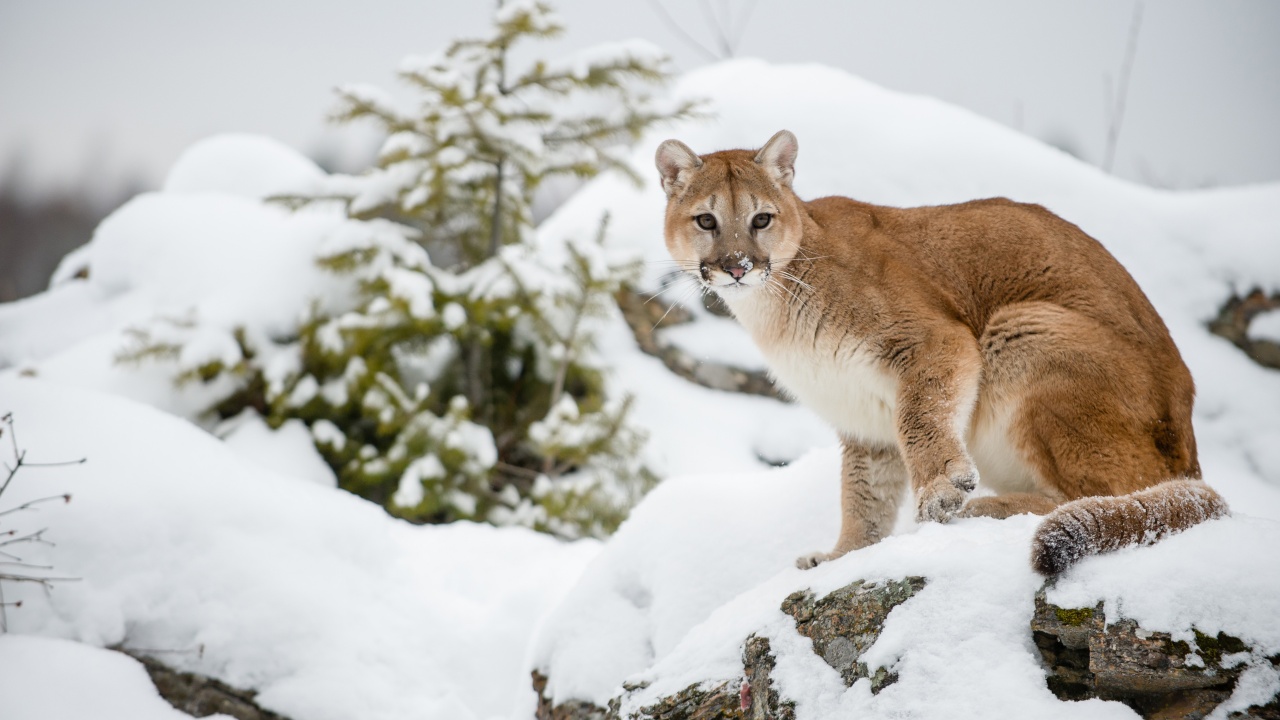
[695,214,717,231]
[752,213,772,229]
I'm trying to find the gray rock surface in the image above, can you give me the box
[117,647,291,720]
[781,576,927,693]
[614,287,784,401]
[534,577,924,719]
[1032,588,1280,719]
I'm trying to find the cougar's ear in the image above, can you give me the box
[655,139,702,197]
[754,130,798,188]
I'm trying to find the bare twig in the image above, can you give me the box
[0,494,72,520]
[700,0,735,58]
[0,413,81,631]
[647,0,721,62]
[1103,2,1144,173]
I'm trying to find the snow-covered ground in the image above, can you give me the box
[533,451,1280,719]
[1,58,1278,719]
[0,378,598,720]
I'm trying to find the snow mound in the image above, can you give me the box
[533,447,1280,718]
[0,377,598,720]
[163,133,324,199]
[0,635,202,720]
[218,412,338,487]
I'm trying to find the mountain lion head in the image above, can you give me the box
[655,130,804,293]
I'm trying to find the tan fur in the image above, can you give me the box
[655,130,1228,575]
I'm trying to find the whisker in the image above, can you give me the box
[647,260,702,267]
[652,283,700,331]
[769,276,803,305]
[776,271,814,292]
[643,277,697,306]
[773,254,828,263]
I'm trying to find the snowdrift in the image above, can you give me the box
[0,377,598,720]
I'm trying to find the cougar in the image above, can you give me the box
[655,130,1228,575]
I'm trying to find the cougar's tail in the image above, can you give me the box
[1031,479,1229,576]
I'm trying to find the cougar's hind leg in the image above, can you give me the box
[980,301,1198,503]
[797,440,906,569]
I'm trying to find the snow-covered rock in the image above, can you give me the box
[531,447,1280,719]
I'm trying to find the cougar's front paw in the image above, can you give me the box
[916,476,968,523]
[795,549,845,570]
[949,465,978,493]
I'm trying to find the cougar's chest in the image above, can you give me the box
[765,338,899,446]
[726,292,900,446]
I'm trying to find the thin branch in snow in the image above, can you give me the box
[0,413,81,632]
[646,0,721,62]
[1103,1,1144,173]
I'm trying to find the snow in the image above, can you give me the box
[0,635,207,720]
[533,448,1280,719]
[163,134,325,200]
[1250,309,1280,344]
[218,412,338,488]
[1,57,1278,719]
[546,39,670,81]
[0,377,598,720]
[656,314,768,371]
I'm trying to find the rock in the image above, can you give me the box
[781,576,927,692]
[532,670,611,720]
[115,647,291,720]
[624,635,793,720]
[614,287,786,401]
[534,577,924,719]
[631,680,744,720]
[1207,288,1280,371]
[740,635,794,720]
[1032,588,1280,718]
[538,575,1278,720]
[532,635,790,720]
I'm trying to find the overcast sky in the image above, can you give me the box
[1,0,1277,199]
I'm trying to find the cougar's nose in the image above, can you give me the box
[724,265,746,280]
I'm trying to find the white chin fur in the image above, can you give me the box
[708,271,768,291]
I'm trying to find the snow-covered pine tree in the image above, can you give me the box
[121,0,695,538]
[292,0,692,265]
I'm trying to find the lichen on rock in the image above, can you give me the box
[781,576,927,692]
[534,576,927,719]
[1031,587,1280,718]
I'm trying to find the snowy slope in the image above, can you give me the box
[529,59,1280,716]
[533,449,1280,718]
[0,635,216,720]
[0,377,598,720]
